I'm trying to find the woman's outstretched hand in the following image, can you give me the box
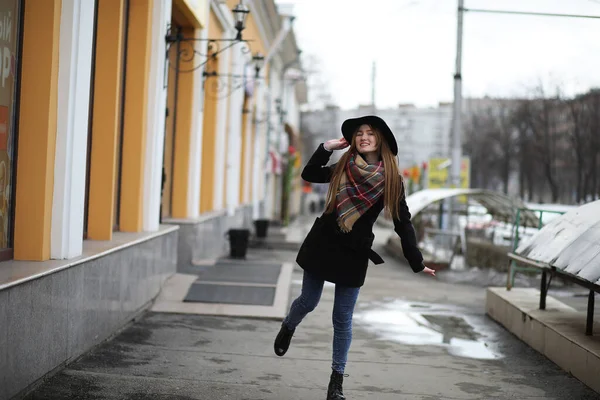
[324,138,350,151]
[422,266,436,277]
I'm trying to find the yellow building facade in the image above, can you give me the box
[0,1,306,398]
[0,0,286,263]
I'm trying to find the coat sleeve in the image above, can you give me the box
[392,195,425,273]
[301,143,336,183]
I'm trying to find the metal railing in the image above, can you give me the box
[506,207,566,290]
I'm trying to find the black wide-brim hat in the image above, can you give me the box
[341,115,398,156]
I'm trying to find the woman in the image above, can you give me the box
[274,115,436,400]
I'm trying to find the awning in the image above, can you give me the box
[515,200,600,285]
[404,188,539,227]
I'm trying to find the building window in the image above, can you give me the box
[83,0,100,238]
[113,0,129,231]
[0,0,22,258]
[161,23,183,221]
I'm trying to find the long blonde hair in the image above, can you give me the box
[324,126,404,219]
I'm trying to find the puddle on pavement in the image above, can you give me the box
[354,299,501,360]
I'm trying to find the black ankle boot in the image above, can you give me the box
[327,369,346,400]
[274,322,295,356]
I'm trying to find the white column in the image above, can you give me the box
[212,33,233,211]
[225,49,245,216]
[264,77,280,220]
[142,0,172,231]
[242,96,254,204]
[51,0,95,259]
[187,27,208,218]
[252,84,266,219]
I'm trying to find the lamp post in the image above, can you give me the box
[447,0,464,232]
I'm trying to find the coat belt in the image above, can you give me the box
[369,249,384,265]
[321,217,385,265]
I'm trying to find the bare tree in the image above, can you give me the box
[524,85,564,202]
[566,96,588,203]
[585,91,600,201]
[495,103,518,194]
[463,86,599,204]
[511,100,536,200]
[463,100,519,195]
[463,110,497,190]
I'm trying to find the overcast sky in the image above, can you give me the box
[275,0,600,109]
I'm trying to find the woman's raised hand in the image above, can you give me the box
[422,266,436,277]
[324,138,350,151]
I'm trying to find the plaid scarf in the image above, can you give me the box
[336,152,385,232]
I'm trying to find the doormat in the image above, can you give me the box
[183,284,276,306]
[197,263,282,285]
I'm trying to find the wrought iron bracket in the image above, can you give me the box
[165,26,253,75]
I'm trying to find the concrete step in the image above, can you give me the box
[486,287,600,395]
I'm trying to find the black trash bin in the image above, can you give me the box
[227,229,250,259]
[254,219,269,238]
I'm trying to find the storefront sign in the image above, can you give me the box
[427,157,471,203]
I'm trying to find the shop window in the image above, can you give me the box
[0,0,22,260]
[113,123,123,231]
[83,0,100,238]
[112,0,129,231]
[160,23,182,221]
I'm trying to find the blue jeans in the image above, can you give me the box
[283,271,361,374]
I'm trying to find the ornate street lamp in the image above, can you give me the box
[165,1,254,75]
[233,2,250,40]
[253,52,265,78]
[201,51,267,100]
[164,1,266,98]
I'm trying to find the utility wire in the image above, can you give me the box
[463,8,600,19]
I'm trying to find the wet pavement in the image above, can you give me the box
[23,224,600,399]
[354,299,501,361]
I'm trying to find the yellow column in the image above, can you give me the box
[13,0,62,260]
[162,43,177,218]
[87,0,125,240]
[120,0,153,232]
[200,10,223,214]
[200,56,218,213]
[171,27,200,218]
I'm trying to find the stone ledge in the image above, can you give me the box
[486,287,600,394]
[0,225,179,291]
[162,209,227,225]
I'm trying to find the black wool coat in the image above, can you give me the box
[296,144,425,288]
